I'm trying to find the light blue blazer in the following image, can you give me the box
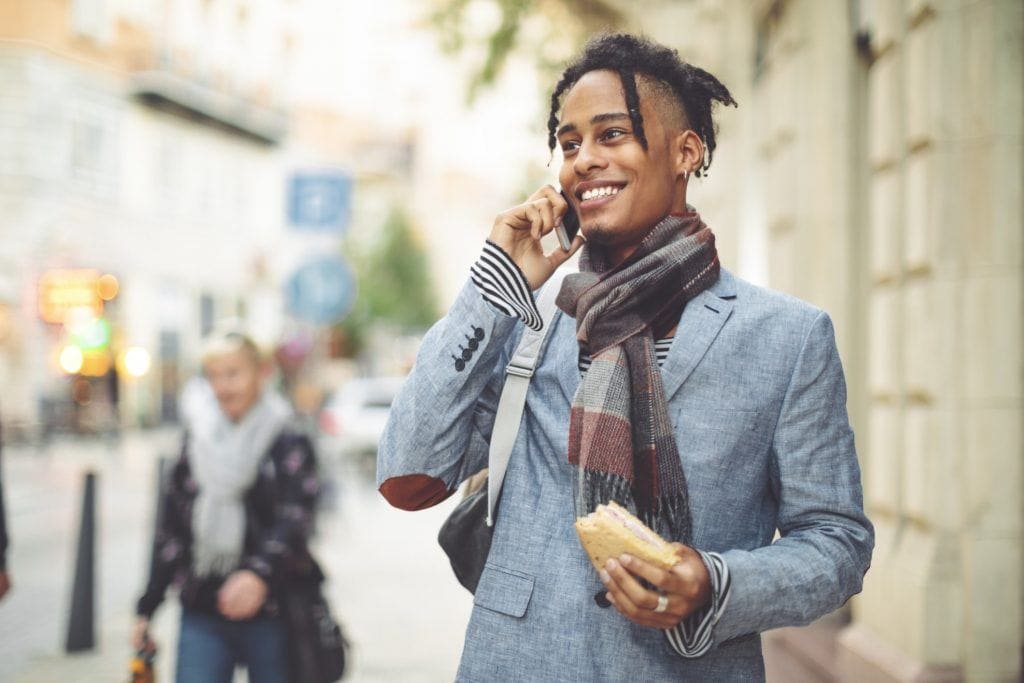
[378,268,874,681]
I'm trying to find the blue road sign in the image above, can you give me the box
[285,256,356,325]
[287,171,352,233]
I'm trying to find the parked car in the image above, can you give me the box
[317,377,405,466]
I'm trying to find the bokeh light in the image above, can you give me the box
[59,345,84,374]
[122,346,152,378]
[96,273,119,301]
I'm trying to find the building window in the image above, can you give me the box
[200,293,215,336]
[70,113,117,199]
[155,137,181,210]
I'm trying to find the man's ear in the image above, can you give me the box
[673,129,703,178]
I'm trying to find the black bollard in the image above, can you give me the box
[146,457,168,581]
[66,470,97,652]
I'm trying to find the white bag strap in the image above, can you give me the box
[486,267,570,526]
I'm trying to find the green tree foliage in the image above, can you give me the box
[428,0,626,99]
[336,207,438,358]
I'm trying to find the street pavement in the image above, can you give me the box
[0,429,814,683]
[0,429,472,683]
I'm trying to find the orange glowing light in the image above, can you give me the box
[38,269,103,323]
[80,350,111,377]
[97,274,119,301]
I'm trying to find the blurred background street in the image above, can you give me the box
[0,0,1021,681]
[1,429,471,682]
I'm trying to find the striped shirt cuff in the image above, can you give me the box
[470,240,543,330]
[664,551,732,658]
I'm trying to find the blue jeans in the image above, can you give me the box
[176,609,289,683]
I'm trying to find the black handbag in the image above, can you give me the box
[437,477,491,593]
[435,270,568,594]
[281,562,349,683]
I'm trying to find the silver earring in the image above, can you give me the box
[683,169,690,181]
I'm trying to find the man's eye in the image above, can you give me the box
[601,129,626,141]
[560,140,579,154]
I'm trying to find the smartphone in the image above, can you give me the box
[555,190,580,251]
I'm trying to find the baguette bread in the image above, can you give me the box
[574,501,680,574]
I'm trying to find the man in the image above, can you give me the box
[378,33,873,681]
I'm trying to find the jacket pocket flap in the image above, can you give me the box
[473,564,534,618]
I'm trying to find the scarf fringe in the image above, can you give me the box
[573,469,637,519]
[573,469,693,544]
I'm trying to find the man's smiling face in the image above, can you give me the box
[557,69,688,265]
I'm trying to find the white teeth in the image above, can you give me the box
[581,186,620,201]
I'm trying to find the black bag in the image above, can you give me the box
[437,478,491,593]
[281,565,349,682]
[435,270,568,594]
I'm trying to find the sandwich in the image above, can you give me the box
[574,501,680,574]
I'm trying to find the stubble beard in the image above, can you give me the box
[583,218,657,250]
[581,220,614,245]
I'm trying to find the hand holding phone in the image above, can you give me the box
[489,185,584,289]
[555,190,580,251]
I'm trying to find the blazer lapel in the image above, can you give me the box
[550,269,738,403]
[660,269,737,403]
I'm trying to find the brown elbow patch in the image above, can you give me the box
[379,474,455,511]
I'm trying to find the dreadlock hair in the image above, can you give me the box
[547,33,737,178]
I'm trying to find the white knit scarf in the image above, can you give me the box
[186,385,292,577]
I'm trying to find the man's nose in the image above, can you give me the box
[573,139,608,176]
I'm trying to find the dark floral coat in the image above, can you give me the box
[136,429,320,619]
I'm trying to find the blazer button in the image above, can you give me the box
[455,359,466,372]
[594,590,611,608]
[461,347,472,361]
[473,326,485,341]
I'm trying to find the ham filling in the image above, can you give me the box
[602,504,666,550]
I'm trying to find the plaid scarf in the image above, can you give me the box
[556,211,720,543]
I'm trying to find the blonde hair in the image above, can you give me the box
[199,329,263,366]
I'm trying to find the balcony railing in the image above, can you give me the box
[129,68,287,145]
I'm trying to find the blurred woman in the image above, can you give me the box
[133,331,319,683]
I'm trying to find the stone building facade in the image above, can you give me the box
[619,0,1022,680]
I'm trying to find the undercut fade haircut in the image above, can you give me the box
[548,33,737,178]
